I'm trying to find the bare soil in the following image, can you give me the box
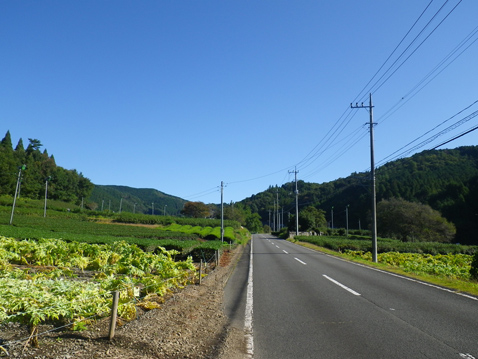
[0,246,246,359]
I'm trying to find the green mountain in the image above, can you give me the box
[88,185,187,216]
[239,146,478,245]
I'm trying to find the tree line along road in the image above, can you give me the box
[224,234,478,359]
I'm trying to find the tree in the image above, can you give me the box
[181,201,211,218]
[377,198,456,242]
[292,206,327,232]
[1,131,13,149]
[245,213,263,233]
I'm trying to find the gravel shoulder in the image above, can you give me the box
[0,245,247,359]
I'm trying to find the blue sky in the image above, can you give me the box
[2,1,477,205]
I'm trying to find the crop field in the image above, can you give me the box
[0,199,250,345]
[345,250,473,280]
[0,236,197,344]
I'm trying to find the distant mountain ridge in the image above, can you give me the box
[89,185,187,215]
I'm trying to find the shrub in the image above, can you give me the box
[471,251,478,280]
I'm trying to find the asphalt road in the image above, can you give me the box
[225,234,478,359]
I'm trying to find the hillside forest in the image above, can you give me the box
[0,131,93,204]
[239,146,478,245]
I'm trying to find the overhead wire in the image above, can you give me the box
[374,106,478,168]
[369,0,463,96]
[378,23,478,124]
[301,124,368,180]
[352,0,435,104]
[376,99,478,167]
[431,124,478,149]
[296,0,455,182]
[182,1,469,200]
[183,186,219,200]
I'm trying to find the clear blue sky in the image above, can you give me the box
[2,1,477,205]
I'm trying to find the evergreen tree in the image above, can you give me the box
[1,131,13,149]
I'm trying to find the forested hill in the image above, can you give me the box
[239,146,478,244]
[0,131,186,214]
[89,185,187,216]
[0,131,93,203]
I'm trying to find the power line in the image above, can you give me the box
[352,0,435,104]
[369,0,463,96]
[376,99,478,167]
[431,124,478,149]
[378,23,478,124]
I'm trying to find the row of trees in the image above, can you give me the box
[180,201,264,233]
[0,131,94,204]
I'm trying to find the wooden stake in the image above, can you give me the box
[109,291,119,340]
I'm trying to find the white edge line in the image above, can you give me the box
[244,237,254,358]
[323,274,361,296]
[294,242,478,302]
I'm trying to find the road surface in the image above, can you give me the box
[224,234,478,358]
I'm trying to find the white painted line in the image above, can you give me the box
[323,274,361,296]
[459,353,476,359]
[294,257,307,265]
[283,250,289,254]
[275,245,280,249]
[289,240,478,302]
[244,237,254,358]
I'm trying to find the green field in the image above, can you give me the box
[0,199,250,343]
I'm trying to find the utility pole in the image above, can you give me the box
[351,93,377,262]
[281,208,283,231]
[346,204,349,237]
[331,207,334,229]
[119,198,123,213]
[10,165,26,225]
[289,167,299,236]
[44,176,51,218]
[221,181,224,242]
[276,188,280,230]
[273,200,276,232]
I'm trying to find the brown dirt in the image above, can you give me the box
[0,246,246,359]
